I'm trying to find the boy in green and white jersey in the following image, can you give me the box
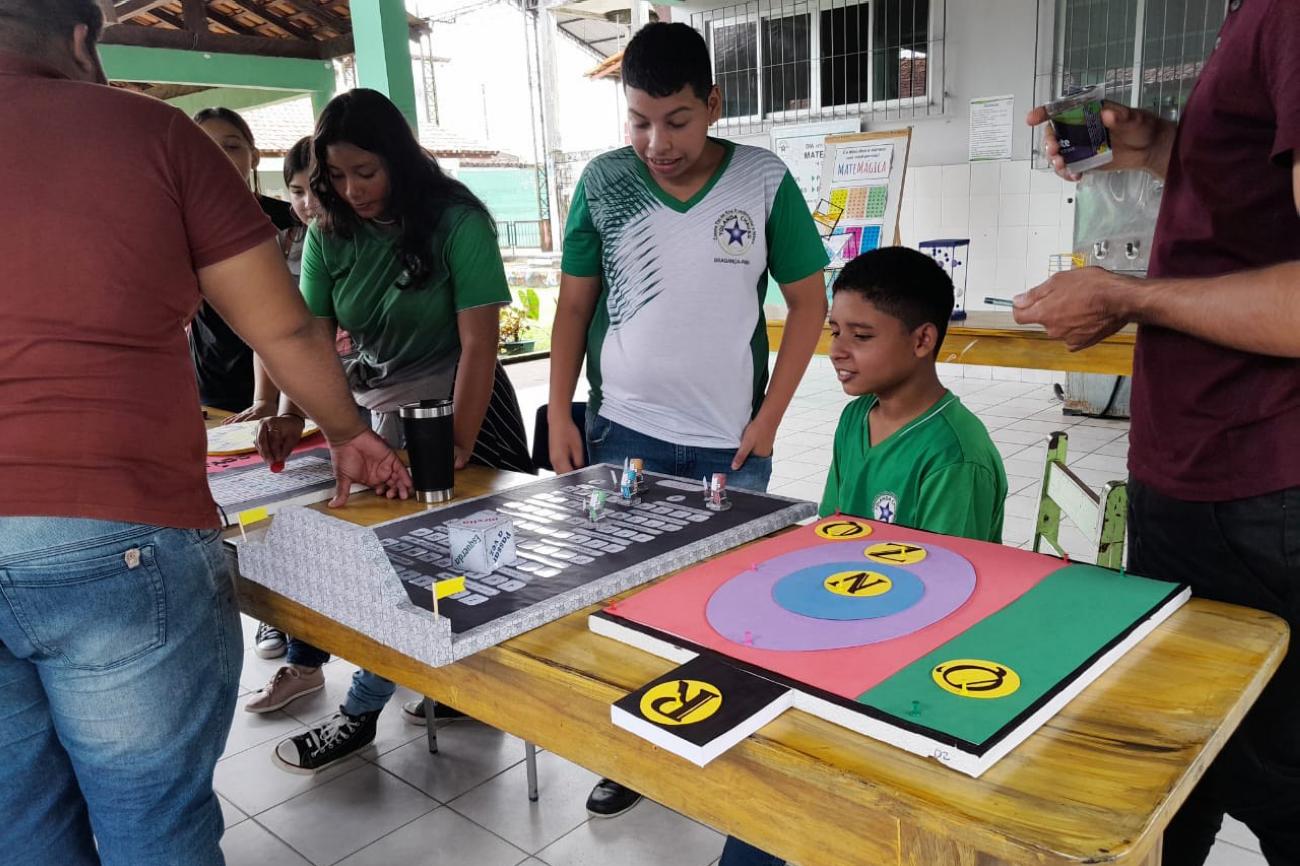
[820,247,1007,541]
[547,21,830,820]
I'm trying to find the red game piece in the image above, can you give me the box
[270,461,285,473]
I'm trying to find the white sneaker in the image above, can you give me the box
[245,665,324,713]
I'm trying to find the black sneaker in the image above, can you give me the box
[254,622,287,659]
[401,698,468,726]
[273,708,379,775]
[586,778,642,818]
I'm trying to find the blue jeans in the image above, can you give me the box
[343,667,398,717]
[719,837,785,866]
[0,517,242,866]
[586,414,773,494]
[286,636,330,669]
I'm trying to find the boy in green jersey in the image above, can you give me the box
[721,247,1008,866]
[820,247,1007,540]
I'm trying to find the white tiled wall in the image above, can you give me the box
[897,161,1078,310]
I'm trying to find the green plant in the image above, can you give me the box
[499,305,526,345]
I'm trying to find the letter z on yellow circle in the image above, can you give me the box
[640,679,723,726]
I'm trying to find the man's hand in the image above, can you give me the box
[548,412,587,474]
[327,430,413,507]
[731,415,779,471]
[454,445,472,470]
[223,398,278,425]
[255,414,306,465]
[1013,268,1135,351]
[1027,101,1175,181]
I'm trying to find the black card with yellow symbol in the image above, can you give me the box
[612,654,793,766]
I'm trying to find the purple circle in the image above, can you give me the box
[705,540,976,651]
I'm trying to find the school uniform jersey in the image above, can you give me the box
[820,391,1008,543]
[562,140,828,449]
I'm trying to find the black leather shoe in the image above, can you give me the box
[585,778,642,818]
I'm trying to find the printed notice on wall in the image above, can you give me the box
[969,94,1015,162]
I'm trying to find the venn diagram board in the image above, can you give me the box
[593,517,1188,776]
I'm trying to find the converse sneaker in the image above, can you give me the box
[245,664,325,714]
[400,698,467,726]
[273,708,379,774]
[254,622,287,659]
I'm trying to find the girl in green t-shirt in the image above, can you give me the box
[253,91,535,769]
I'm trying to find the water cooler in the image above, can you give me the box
[1061,169,1164,417]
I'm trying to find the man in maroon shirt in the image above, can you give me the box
[0,2,411,864]
[1018,1,1300,862]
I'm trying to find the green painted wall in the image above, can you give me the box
[459,168,542,223]
[100,45,334,115]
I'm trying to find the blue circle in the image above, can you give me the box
[771,562,924,621]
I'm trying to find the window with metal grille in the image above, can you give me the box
[694,0,941,132]
[1042,0,1224,115]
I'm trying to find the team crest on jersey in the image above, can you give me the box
[872,492,899,523]
[714,209,756,256]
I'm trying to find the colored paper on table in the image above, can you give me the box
[434,576,466,599]
[238,507,270,528]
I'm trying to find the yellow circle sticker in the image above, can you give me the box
[823,570,893,597]
[815,519,874,540]
[865,541,928,566]
[932,660,1021,699]
[639,679,723,726]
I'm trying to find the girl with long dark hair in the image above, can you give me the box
[189,107,293,419]
[257,90,534,771]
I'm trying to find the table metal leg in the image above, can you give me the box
[525,741,539,802]
[423,697,438,754]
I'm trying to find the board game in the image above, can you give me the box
[233,465,816,667]
[592,516,1189,776]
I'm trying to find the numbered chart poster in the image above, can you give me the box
[819,130,912,268]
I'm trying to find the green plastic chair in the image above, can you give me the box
[1032,431,1127,569]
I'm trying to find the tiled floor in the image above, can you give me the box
[219,357,1264,866]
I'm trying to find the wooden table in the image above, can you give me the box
[234,470,1286,866]
[769,313,1138,376]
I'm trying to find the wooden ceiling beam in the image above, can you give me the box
[148,7,186,28]
[100,22,325,58]
[274,0,349,33]
[180,0,208,31]
[202,6,261,36]
[233,1,315,40]
[114,0,175,20]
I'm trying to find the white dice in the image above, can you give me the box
[447,511,517,575]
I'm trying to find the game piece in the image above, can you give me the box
[591,517,1190,776]
[270,461,285,474]
[587,489,608,524]
[432,575,466,618]
[705,473,731,512]
[232,465,816,666]
[447,510,517,575]
[630,458,645,489]
[619,460,641,504]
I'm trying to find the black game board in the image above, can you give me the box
[372,465,814,635]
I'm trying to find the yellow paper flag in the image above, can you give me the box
[434,576,466,599]
[237,506,270,528]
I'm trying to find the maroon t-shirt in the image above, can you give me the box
[1130,0,1300,501]
[0,55,276,529]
